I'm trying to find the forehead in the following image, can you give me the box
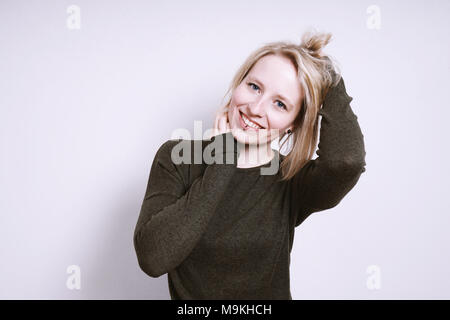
[248,54,303,104]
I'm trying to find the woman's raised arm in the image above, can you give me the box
[290,76,366,227]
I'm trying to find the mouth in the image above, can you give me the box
[239,111,264,130]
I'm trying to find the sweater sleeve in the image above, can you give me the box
[133,132,239,277]
[290,76,366,227]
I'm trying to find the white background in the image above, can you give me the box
[1,0,449,299]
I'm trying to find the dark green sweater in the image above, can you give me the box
[133,77,366,300]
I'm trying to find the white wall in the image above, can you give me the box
[1,0,449,299]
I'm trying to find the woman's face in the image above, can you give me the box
[228,54,304,146]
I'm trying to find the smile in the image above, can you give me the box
[240,111,263,129]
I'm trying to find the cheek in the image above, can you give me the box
[229,88,245,122]
[231,86,252,106]
[266,111,292,130]
[227,108,234,123]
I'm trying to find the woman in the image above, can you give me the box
[133,30,366,300]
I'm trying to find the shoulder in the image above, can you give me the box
[153,137,212,189]
[154,139,181,162]
[155,137,213,166]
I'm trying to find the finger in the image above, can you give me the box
[219,114,227,133]
[225,117,231,132]
[213,112,222,136]
[214,112,220,129]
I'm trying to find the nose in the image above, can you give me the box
[248,96,267,118]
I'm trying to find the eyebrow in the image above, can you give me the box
[248,75,295,109]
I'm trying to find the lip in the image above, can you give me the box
[239,111,263,131]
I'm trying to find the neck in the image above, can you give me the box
[237,142,275,168]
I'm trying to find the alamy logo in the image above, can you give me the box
[66,265,81,290]
[169,121,281,176]
[366,5,381,30]
[66,5,81,30]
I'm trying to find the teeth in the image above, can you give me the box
[242,113,262,129]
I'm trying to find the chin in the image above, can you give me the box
[231,126,274,146]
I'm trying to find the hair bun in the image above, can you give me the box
[299,29,332,58]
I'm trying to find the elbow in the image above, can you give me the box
[136,256,166,278]
[345,160,366,175]
[133,230,167,278]
[330,158,366,176]
[319,160,366,209]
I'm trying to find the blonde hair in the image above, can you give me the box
[217,28,342,181]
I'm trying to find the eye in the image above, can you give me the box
[248,82,260,91]
[248,82,287,110]
[276,101,287,110]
